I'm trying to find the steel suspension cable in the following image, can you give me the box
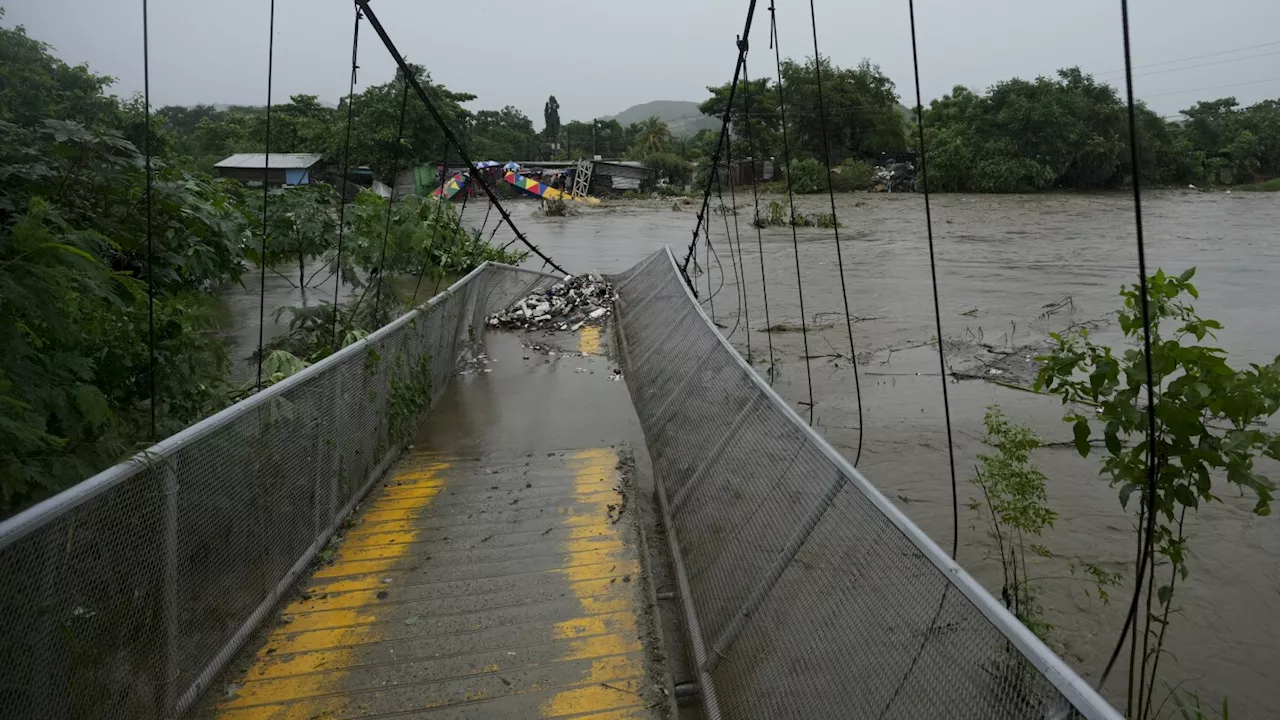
[807,0,865,465]
[767,1,815,425]
[705,210,715,322]
[331,6,361,348]
[715,171,745,340]
[907,0,959,558]
[477,189,494,237]
[679,0,759,288]
[1099,0,1161,706]
[142,0,156,439]
[719,124,750,350]
[879,14,961,709]
[356,0,566,276]
[371,77,410,326]
[254,0,276,393]
[741,51,776,379]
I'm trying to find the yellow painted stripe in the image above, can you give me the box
[578,326,603,356]
[336,522,622,550]
[272,595,634,639]
[314,534,626,566]
[312,543,632,580]
[242,611,643,686]
[540,441,647,717]
[303,558,640,596]
[218,655,645,720]
[215,462,450,717]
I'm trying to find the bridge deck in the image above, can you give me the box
[202,327,665,719]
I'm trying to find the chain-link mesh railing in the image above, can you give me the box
[0,262,557,720]
[612,249,1121,720]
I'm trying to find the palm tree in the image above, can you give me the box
[637,116,672,154]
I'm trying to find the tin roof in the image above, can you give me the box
[213,153,325,169]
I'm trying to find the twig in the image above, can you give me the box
[267,265,299,288]
[600,682,638,695]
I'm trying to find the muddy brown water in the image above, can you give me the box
[517,190,1280,715]
[219,190,1280,714]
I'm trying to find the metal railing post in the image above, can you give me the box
[161,459,181,716]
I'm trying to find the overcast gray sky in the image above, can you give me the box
[8,0,1280,125]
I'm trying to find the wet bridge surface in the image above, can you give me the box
[201,327,668,720]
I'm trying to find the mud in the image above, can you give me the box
[485,189,1280,714]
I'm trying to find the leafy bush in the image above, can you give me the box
[970,406,1117,642]
[784,157,826,194]
[972,157,1056,193]
[829,160,874,192]
[643,151,693,185]
[1037,268,1280,716]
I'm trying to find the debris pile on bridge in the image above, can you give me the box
[487,273,616,332]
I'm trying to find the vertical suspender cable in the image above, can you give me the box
[767,1,816,425]
[807,0,865,465]
[706,208,715,322]
[715,172,745,340]
[142,0,156,439]
[477,188,494,237]
[741,51,776,379]
[1098,0,1161,704]
[907,0,959,557]
[433,173,471,296]
[412,157,449,306]
[255,0,276,393]
[720,124,750,349]
[372,77,410,325]
[331,6,361,348]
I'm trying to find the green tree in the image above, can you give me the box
[920,67,1194,191]
[1037,268,1280,718]
[0,14,252,514]
[635,116,672,154]
[641,151,691,184]
[244,183,340,290]
[470,106,539,160]
[543,95,561,142]
[780,57,906,161]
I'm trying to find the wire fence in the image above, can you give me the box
[0,262,558,720]
[611,248,1122,720]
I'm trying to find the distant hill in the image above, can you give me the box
[603,100,720,138]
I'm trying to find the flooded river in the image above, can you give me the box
[222,189,1280,713]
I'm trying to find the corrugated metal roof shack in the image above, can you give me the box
[213,153,325,186]
[589,160,656,195]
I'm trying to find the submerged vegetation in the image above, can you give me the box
[1037,268,1280,717]
[970,407,1118,643]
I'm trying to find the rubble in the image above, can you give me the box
[487,273,616,332]
[871,161,917,193]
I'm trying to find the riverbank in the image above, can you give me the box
[1235,177,1280,191]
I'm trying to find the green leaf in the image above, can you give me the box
[1072,418,1091,457]
[1177,267,1196,282]
[72,384,111,429]
[1120,482,1139,509]
[1157,584,1173,605]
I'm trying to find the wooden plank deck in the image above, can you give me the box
[204,328,666,719]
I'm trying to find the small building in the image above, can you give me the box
[729,158,775,185]
[589,161,656,195]
[213,153,325,186]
